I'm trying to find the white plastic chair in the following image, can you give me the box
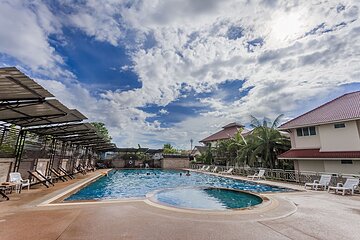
[328,178,359,195]
[9,172,30,192]
[212,166,218,173]
[247,170,266,180]
[305,174,331,190]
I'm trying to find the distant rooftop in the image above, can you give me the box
[200,122,249,143]
[279,91,360,129]
[222,122,244,129]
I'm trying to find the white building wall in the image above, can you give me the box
[296,159,360,175]
[293,126,321,149]
[319,121,360,151]
[324,160,360,175]
[297,160,325,172]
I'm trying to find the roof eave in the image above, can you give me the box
[279,117,360,130]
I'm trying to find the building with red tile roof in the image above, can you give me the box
[199,122,250,147]
[278,91,360,174]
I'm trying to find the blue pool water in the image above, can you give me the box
[65,169,290,201]
[154,187,263,210]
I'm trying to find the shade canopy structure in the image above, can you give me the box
[28,123,115,149]
[0,67,87,127]
[94,143,117,151]
[28,123,96,137]
[114,147,149,153]
[0,99,73,126]
[56,133,102,142]
[0,67,117,156]
[0,67,53,101]
[16,109,87,127]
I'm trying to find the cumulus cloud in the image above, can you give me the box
[0,0,71,77]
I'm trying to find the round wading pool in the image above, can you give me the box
[151,187,263,211]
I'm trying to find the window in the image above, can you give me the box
[296,128,303,136]
[334,123,346,129]
[303,127,309,136]
[296,126,316,137]
[341,160,353,164]
[309,126,316,135]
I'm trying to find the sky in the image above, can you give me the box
[0,0,360,149]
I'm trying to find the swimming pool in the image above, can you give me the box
[153,187,264,210]
[65,169,291,201]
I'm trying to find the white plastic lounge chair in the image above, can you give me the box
[9,172,30,192]
[304,174,331,190]
[247,170,266,180]
[198,166,206,171]
[328,178,359,195]
[212,166,218,173]
[220,168,233,175]
[204,166,211,171]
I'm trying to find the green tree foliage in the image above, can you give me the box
[241,115,291,168]
[211,115,291,169]
[163,143,178,154]
[91,122,112,141]
[0,125,18,157]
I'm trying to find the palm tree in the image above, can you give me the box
[245,115,290,169]
[227,129,248,167]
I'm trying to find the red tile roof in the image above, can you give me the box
[278,148,360,159]
[200,123,249,143]
[279,91,360,129]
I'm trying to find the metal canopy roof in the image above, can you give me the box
[114,147,149,153]
[0,67,53,101]
[28,123,95,136]
[93,144,117,151]
[56,133,100,142]
[0,99,69,125]
[14,109,86,127]
[73,138,108,145]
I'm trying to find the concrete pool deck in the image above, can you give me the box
[1,169,360,240]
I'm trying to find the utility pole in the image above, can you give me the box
[190,139,193,150]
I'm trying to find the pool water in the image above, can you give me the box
[154,187,263,210]
[65,169,290,201]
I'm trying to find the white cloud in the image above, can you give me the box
[0,0,70,77]
[159,109,169,115]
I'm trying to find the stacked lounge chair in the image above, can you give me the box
[58,167,75,179]
[49,168,68,182]
[27,170,54,188]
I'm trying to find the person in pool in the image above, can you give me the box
[186,171,190,176]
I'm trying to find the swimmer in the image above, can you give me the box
[146,172,150,175]
[180,173,182,176]
[186,170,190,176]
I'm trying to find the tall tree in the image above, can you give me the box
[163,143,178,154]
[91,122,112,141]
[244,115,291,169]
